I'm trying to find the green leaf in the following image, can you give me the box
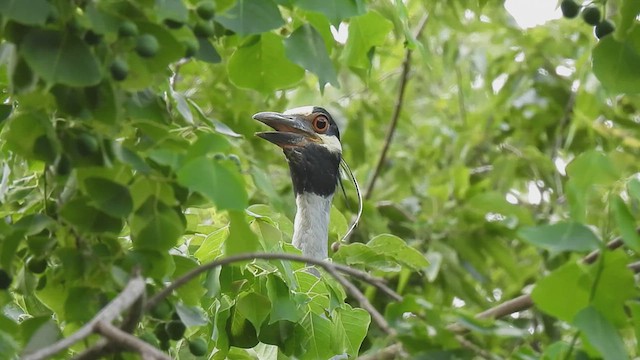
[628,178,640,202]
[215,0,284,35]
[296,0,364,25]
[64,287,101,322]
[177,157,247,210]
[531,262,589,322]
[332,305,370,357]
[236,292,271,330]
[0,104,12,123]
[212,296,233,354]
[175,303,209,327]
[21,317,61,355]
[173,255,205,306]
[3,111,53,159]
[612,196,640,252]
[228,33,304,93]
[300,312,333,360]
[0,0,51,25]
[155,0,188,22]
[84,177,133,218]
[332,242,399,271]
[20,30,101,87]
[589,251,636,325]
[284,24,339,91]
[342,11,393,69]
[614,0,640,39]
[60,199,124,234]
[629,301,640,354]
[517,222,600,254]
[592,29,640,94]
[196,38,222,63]
[573,307,629,360]
[368,234,429,270]
[130,197,185,251]
[266,275,302,323]
[225,211,261,255]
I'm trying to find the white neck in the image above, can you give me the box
[292,192,333,260]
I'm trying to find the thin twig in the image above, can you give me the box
[324,264,395,336]
[23,273,146,360]
[94,322,170,360]
[448,234,631,333]
[145,252,402,311]
[364,14,430,200]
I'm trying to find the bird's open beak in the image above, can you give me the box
[253,111,318,148]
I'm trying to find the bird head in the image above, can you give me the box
[253,106,342,197]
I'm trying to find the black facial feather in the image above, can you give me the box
[284,144,341,197]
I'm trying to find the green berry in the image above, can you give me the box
[188,337,208,356]
[77,133,99,155]
[0,269,11,289]
[118,21,138,37]
[595,20,615,39]
[109,58,129,81]
[196,2,215,20]
[150,300,173,319]
[561,0,580,19]
[154,323,169,342]
[193,20,214,38]
[165,320,186,340]
[582,6,601,26]
[135,34,159,58]
[27,257,47,274]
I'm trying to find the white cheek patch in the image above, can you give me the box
[318,134,342,154]
[284,106,315,116]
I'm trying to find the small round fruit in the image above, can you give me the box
[109,58,129,81]
[561,0,580,19]
[193,20,214,38]
[183,38,199,58]
[0,269,11,290]
[135,34,159,58]
[154,323,169,342]
[188,338,207,356]
[27,257,47,274]
[582,6,601,26]
[150,300,173,319]
[118,21,138,37]
[165,320,186,340]
[595,20,615,39]
[196,2,215,20]
[77,133,99,155]
[84,30,103,45]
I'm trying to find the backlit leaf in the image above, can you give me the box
[573,307,629,360]
[342,11,393,69]
[228,33,304,93]
[284,24,339,91]
[215,0,284,35]
[84,177,133,218]
[517,222,600,254]
[177,157,247,210]
[593,29,640,94]
[611,196,640,252]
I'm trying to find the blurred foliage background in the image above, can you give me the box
[1,0,640,358]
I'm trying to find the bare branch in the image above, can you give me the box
[23,273,146,360]
[324,264,395,336]
[364,14,429,200]
[146,252,402,311]
[94,322,170,360]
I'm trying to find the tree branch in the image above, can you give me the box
[145,252,401,334]
[23,272,146,360]
[94,322,170,360]
[364,14,429,200]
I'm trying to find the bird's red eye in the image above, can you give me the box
[313,115,329,133]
